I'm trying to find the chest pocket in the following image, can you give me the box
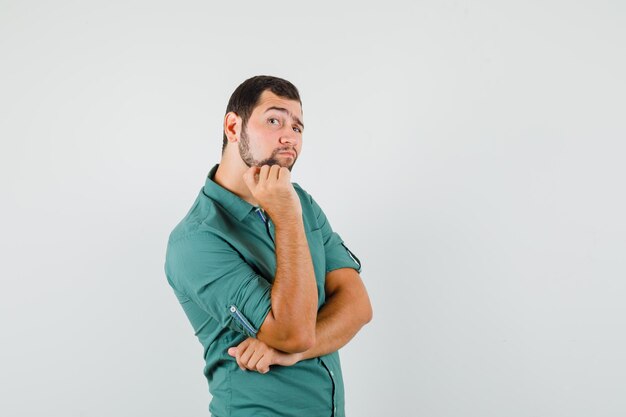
[305,228,327,307]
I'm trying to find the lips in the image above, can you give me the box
[278,150,296,157]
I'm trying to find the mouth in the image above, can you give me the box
[278,151,296,158]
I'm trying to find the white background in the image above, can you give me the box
[1,1,625,416]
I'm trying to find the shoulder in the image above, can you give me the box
[165,227,236,284]
[166,188,225,248]
[292,182,313,204]
[292,182,327,230]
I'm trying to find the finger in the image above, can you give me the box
[277,166,290,182]
[235,351,247,371]
[236,338,252,350]
[234,339,252,371]
[258,165,271,186]
[247,348,265,372]
[256,356,271,374]
[231,345,244,370]
[268,164,281,182]
[239,344,255,369]
[242,166,260,192]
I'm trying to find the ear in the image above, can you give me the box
[223,111,242,143]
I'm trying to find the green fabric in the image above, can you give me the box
[164,164,362,417]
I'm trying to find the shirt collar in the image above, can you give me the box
[203,164,257,221]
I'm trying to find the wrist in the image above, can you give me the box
[272,213,304,229]
[294,350,308,362]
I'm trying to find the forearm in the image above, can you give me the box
[297,285,371,361]
[242,166,317,352]
[260,215,318,348]
[230,286,370,372]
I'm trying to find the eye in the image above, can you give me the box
[293,126,302,133]
[268,118,280,125]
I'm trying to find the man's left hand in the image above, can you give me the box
[227,338,302,374]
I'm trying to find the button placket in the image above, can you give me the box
[255,207,275,244]
[320,358,337,416]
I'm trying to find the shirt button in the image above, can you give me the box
[330,371,334,376]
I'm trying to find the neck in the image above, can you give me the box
[214,155,259,207]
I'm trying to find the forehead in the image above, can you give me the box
[252,90,303,119]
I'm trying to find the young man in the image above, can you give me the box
[164,75,372,417]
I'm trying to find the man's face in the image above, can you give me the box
[238,90,304,171]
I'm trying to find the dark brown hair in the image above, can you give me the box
[222,75,302,153]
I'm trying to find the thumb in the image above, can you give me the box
[227,347,237,357]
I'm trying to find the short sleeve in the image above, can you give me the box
[165,232,272,338]
[306,192,363,274]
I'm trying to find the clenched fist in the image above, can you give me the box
[243,164,302,222]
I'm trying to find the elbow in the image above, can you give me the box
[364,310,373,325]
[362,302,373,325]
[281,331,315,353]
[258,311,315,353]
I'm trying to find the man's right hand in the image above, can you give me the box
[242,164,317,353]
[242,164,302,221]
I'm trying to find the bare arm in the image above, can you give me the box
[256,214,318,352]
[297,267,372,360]
[229,267,372,372]
[243,165,318,353]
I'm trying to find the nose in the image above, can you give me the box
[279,127,298,146]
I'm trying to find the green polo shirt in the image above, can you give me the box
[164,164,362,417]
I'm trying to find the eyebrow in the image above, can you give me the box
[263,106,304,130]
